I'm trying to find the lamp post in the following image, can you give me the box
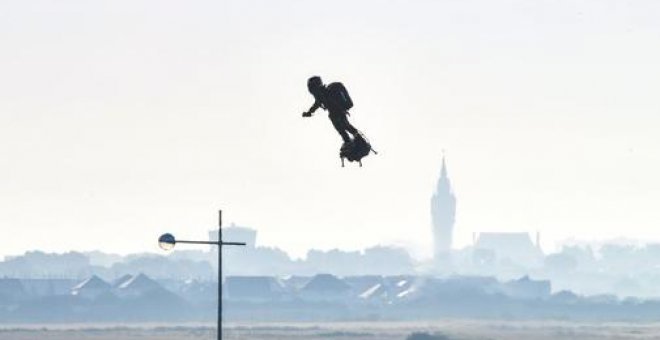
[158,210,245,340]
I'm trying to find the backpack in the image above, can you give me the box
[327,82,354,111]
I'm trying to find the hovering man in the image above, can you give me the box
[302,76,358,144]
[301,76,377,167]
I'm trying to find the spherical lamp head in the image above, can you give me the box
[158,233,176,251]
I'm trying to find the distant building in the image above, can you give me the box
[347,275,414,303]
[112,274,133,289]
[0,278,26,301]
[71,275,111,299]
[20,279,77,297]
[174,279,216,304]
[226,276,285,301]
[500,275,551,300]
[209,223,257,248]
[431,156,456,262]
[474,232,543,267]
[280,275,312,292]
[115,273,167,299]
[343,275,384,297]
[300,274,351,301]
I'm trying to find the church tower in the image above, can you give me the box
[431,156,456,261]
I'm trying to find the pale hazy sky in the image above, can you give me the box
[1,0,659,259]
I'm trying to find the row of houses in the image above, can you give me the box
[0,273,551,306]
[0,273,167,301]
[6,273,660,321]
[224,274,551,303]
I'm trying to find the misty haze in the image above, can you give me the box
[2,0,660,339]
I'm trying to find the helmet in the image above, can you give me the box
[307,76,323,94]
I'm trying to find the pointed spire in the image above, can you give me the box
[441,152,448,179]
[431,150,457,259]
[434,151,452,195]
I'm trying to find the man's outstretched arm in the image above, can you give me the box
[302,100,321,117]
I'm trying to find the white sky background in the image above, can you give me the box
[1,0,659,259]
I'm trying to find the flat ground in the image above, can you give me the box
[1,320,660,339]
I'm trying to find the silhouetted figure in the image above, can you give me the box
[302,76,376,167]
[303,76,358,143]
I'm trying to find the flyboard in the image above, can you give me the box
[340,132,377,167]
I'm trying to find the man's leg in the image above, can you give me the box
[329,112,351,143]
[339,112,359,138]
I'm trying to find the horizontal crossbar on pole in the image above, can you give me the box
[175,240,246,246]
[222,242,247,246]
[176,240,219,245]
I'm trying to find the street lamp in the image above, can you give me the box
[158,210,245,340]
[157,233,176,250]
